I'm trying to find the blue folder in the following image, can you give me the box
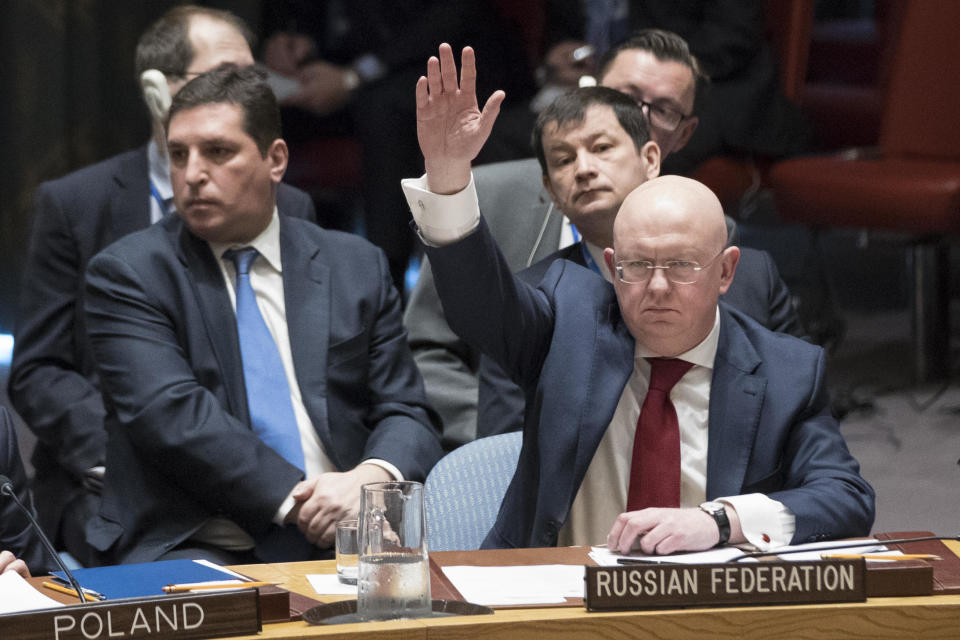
[53,559,243,599]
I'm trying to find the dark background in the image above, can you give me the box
[0,1,263,333]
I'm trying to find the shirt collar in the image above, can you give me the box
[636,306,721,370]
[147,139,173,201]
[208,207,283,273]
[582,239,612,283]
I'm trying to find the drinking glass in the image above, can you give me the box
[335,519,358,585]
[357,481,431,620]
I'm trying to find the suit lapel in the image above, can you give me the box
[279,219,331,450]
[174,221,248,423]
[108,147,152,241]
[706,307,766,498]
[567,291,635,511]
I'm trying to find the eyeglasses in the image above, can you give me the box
[615,249,724,285]
[636,100,691,132]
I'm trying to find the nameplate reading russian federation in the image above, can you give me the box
[0,589,261,640]
[585,560,865,611]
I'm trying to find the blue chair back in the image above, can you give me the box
[424,432,522,551]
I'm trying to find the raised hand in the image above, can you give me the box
[416,43,505,194]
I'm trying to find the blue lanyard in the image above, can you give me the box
[570,224,603,276]
[149,181,168,216]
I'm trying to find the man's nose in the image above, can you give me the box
[184,150,208,185]
[574,151,597,177]
[646,266,672,292]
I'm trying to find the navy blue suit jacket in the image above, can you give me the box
[83,213,441,564]
[426,218,874,549]
[477,240,804,437]
[8,147,316,538]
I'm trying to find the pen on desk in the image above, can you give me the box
[42,581,107,601]
[162,581,279,593]
[820,553,941,561]
[616,558,669,565]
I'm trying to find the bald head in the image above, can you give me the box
[615,175,726,256]
[603,176,738,356]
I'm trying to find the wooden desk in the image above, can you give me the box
[231,550,960,640]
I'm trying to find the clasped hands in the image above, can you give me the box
[284,463,392,548]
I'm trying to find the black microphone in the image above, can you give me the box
[0,474,88,602]
[726,534,960,562]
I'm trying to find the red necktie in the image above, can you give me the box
[626,357,695,512]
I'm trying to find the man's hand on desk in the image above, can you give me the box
[607,506,744,555]
[0,550,30,578]
[286,464,392,547]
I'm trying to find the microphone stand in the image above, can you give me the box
[0,475,88,602]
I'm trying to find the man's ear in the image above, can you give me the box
[267,139,289,182]
[603,247,618,281]
[641,140,661,180]
[673,115,698,153]
[542,172,561,207]
[716,245,740,295]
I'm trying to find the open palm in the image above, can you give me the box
[416,44,504,192]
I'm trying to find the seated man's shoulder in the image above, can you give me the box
[474,157,543,187]
[89,217,175,268]
[290,221,382,258]
[40,148,145,199]
[722,303,821,365]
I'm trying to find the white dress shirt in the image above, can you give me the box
[193,210,399,550]
[147,139,173,223]
[402,174,795,551]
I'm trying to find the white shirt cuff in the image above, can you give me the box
[719,493,796,550]
[360,458,404,482]
[272,459,404,525]
[401,173,480,245]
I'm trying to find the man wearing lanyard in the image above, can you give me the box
[404,29,802,450]
[8,6,315,566]
[403,44,873,553]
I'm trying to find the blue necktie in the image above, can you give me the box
[224,248,305,471]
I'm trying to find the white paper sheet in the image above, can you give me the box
[441,564,585,606]
[307,573,358,595]
[0,571,65,614]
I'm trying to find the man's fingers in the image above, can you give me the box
[438,43,458,93]
[478,89,506,136]
[459,46,477,97]
[426,56,442,99]
[415,76,429,110]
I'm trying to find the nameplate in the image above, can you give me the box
[0,589,261,640]
[585,560,865,611]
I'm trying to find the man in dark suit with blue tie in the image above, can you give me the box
[404,44,872,553]
[8,6,317,567]
[82,64,442,565]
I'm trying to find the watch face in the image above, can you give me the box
[701,501,724,514]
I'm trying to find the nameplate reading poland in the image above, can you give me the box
[0,589,261,640]
[585,560,865,611]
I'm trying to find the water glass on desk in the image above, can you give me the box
[335,519,359,585]
[357,481,431,620]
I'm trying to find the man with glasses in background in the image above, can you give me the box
[405,30,803,449]
[403,44,873,552]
